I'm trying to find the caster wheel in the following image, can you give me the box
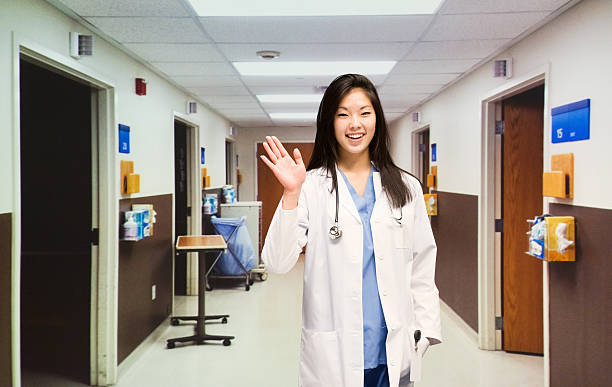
[170,318,179,326]
[248,278,254,286]
[206,284,213,291]
[223,339,231,346]
[166,341,175,349]
[259,272,268,281]
[245,284,250,291]
[222,317,228,324]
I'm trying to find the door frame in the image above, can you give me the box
[173,113,201,297]
[411,124,431,186]
[479,64,551,381]
[11,33,118,386]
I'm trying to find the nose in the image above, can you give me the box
[349,114,362,128]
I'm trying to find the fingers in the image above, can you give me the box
[265,136,283,160]
[259,155,276,171]
[293,148,305,167]
[262,142,278,163]
[271,136,289,157]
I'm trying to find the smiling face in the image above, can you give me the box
[333,87,376,164]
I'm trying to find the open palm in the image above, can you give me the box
[260,136,306,193]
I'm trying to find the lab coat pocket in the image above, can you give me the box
[299,329,342,387]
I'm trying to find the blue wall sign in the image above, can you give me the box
[118,124,130,153]
[431,143,437,162]
[201,147,205,164]
[551,99,590,143]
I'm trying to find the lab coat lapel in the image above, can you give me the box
[371,171,388,222]
[335,166,362,224]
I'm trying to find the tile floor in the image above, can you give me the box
[115,256,543,387]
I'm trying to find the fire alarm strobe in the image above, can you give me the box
[135,78,147,96]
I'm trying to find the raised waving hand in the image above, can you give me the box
[260,136,306,209]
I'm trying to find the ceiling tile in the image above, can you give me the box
[85,17,208,43]
[199,95,258,105]
[217,42,415,61]
[170,75,243,87]
[200,15,432,43]
[423,12,550,41]
[188,86,251,96]
[208,101,262,109]
[56,0,189,16]
[247,86,324,95]
[124,43,224,61]
[231,119,274,128]
[384,73,459,85]
[406,39,510,60]
[391,59,481,74]
[152,62,236,76]
[440,0,569,14]
[259,102,320,111]
[379,84,443,94]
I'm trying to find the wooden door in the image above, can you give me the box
[502,85,544,354]
[257,142,314,247]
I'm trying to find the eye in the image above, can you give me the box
[361,111,372,116]
[337,113,348,117]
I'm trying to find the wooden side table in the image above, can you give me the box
[166,235,235,349]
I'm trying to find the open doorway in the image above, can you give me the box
[19,58,95,386]
[412,126,430,193]
[498,85,545,355]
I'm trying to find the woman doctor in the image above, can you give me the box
[260,74,441,387]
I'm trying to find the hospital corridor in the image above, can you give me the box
[1,0,611,387]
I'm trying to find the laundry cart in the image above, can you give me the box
[208,216,256,291]
[220,201,267,281]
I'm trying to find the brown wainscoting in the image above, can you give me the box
[430,191,479,331]
[548,204,612,386]
[0,213,12,387]
[118,194,173,364]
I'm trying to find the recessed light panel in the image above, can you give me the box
[269,112,318,120]
[233,61,396,76]
[189,0,443,16]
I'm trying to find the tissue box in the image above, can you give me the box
[526,216,575,261]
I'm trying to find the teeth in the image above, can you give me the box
[347,134,364,139]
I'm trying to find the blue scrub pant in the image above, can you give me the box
[364,364,390,387]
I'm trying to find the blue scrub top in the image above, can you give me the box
[339,167,388,369]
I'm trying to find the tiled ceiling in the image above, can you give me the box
[49,0,575,128]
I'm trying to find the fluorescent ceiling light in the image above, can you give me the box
[234,61,396,76]
[257,94,323,103]
[189,0,443,16]
[269,112,317,120]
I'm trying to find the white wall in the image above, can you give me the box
[235,126,316,201]
[0,0,230,207]
[390,0,612,209]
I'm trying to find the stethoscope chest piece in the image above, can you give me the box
[329,225,342,240]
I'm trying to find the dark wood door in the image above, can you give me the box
[502,85,544,354]
[420,129,430,193]
[257,142,314,247]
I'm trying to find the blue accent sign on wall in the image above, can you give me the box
[119,124,130,153]
[201,147,205,164]
[551,99,590,143]
[431,143,437,162]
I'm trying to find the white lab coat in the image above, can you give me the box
[262,167,442,387]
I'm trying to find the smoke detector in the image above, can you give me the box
[256,50,280,60]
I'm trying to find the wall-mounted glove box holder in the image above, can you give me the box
[526,215,575,262]
[424,193,437,216]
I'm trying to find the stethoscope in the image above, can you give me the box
[328,186,403,240]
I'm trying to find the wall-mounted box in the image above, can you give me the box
[551,99,589,143]
[126,174,140,194]
[526,215,575,262]
[120,160,134,194]
[426,166,437,188]
[543,153,573,198]
[424,194,437,216]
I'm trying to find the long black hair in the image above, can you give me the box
[307,73,413,208]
